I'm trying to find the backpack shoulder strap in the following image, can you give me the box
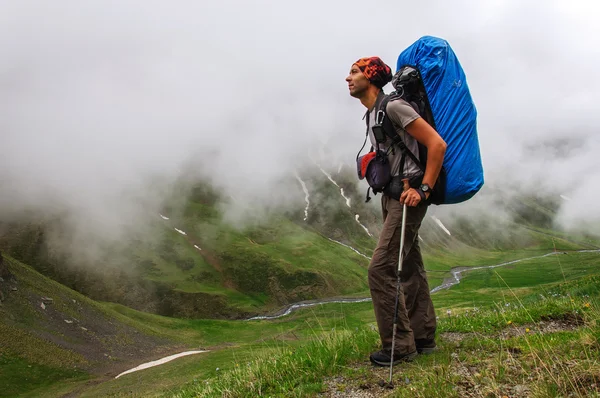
[379,95,425,172]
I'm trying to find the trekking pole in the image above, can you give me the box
[388,178,410,386]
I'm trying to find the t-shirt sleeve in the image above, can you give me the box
[386,100,420,129]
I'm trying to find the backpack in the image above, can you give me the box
[358,36,484,205]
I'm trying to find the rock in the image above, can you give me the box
[41,297,54,304]
[10,287,17,292]
[0,277,4,283]
[514,385,529,394]
[64,319,73,324]
[41,302,46,310]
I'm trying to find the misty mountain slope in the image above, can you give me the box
[0,174,375,320]
[153,185,374,315]
[295,166,381,253]
[2,165,598,322]
[0,255,185,398]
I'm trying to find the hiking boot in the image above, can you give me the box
[415,339,437,354]
[369,349,417,367]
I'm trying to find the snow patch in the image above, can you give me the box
[115,351,209,379]
[194,245,202,251]
[560,195,572,201]
[340,188,351,208]
[294,172,310,221]
[159,214,169,220]
[311,158,374,238]
[327,238,371,260]
[174,228,187,236]
[355,214,372,237]
[431,216,451,236]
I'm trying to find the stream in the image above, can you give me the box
[115,244,600,379]
[248,249,600,320]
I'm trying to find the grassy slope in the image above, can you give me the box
[4,176,600,396]
[32,249,596,398]
[168,250,600,398]
[119,186,376,315]
[136,181,596,317]
[1,257,95,397]
[0,255,370,397]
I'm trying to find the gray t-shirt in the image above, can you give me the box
[368,98,422,177]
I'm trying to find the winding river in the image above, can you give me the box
[114,248,599,379]
[248,249,600,321]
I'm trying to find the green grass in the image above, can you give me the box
[0,354,88,398]
[4,189,600,398]
[433,251,600,310]
[5,248,600,397]
[173,329,379,398]
[166,264,600,397]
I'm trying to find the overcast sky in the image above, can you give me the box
[1,0,599,242]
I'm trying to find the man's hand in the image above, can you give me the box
[400,188,424,207]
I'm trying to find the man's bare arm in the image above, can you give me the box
[405,117,446,190]
[399,118,446,206]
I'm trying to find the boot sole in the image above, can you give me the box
[370,350,417,367]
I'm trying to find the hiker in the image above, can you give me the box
[346,57,447,366]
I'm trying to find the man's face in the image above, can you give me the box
[346,64,370,98]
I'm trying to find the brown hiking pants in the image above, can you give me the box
[368,194,436,354]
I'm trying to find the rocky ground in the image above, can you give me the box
[319,314,592,398]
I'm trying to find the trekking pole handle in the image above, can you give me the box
[402,178,410,192]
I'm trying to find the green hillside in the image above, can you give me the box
[2,168,600,396]
[3,170,598,323]
[3,248,596,397]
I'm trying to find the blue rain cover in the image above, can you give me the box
[396,36,484,204]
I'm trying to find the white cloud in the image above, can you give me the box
[1,0,599,242]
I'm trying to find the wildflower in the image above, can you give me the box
[525,328,530,333]
[584,302,591,308]
[507,320,512,325]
